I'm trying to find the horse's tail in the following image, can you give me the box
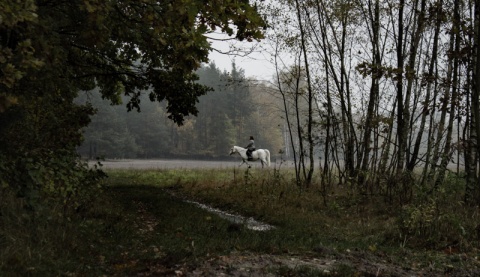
[266,150,271,167]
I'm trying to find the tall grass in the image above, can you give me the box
[163,167,398,250]
[107,167,480,270]
[105,167,480,252]
[2,167,479,275]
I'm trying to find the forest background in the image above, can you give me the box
[76,63,284,160]
[76,0,480,202]
[3,0,480,228]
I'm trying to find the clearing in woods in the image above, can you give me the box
[87,159,478,276]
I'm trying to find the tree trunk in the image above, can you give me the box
[295,0,315,186]
[408,0,442,171]
[428,1,456,187]
[466,0,480,203]
[435,0,461,188]
[396,0,406,173]
[358,0,381,192]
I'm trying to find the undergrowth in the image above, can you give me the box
[1,167,480,276]
[124,167,480,271]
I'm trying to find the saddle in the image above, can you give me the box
[247,149,255,161]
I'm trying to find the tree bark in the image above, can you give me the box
[294,0,315,186]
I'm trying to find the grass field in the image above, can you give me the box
[2,166,480,276]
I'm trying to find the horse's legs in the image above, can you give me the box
[240,159,250,168]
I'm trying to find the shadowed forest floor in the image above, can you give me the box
[100,185,476,276]
[3,167,480,276]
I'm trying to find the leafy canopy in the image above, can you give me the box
[0,0,265,209]
[0,0,265,123]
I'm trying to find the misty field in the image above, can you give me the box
[92,158,270,169]
[90,158,304,170]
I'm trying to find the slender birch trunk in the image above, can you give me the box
[295,0,315,186]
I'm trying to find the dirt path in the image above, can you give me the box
[183,251,419,277]
[133,243,429,276]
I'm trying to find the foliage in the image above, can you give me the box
[0,80,105,210]
[398,178,476,249]
[1,0,266,178]
[263,0,480,202]
[0,2,266,272]
[1,151,105,210]
[1,0,266,123]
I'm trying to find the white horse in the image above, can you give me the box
[229,146,271,168]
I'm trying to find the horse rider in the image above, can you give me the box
[245,136,255,161]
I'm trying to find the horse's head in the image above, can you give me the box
[229,146,237,155]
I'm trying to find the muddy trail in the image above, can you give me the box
[106,185,475,277]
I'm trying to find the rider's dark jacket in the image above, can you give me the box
[245,140,255,151]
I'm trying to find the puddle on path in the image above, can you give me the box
[185,200,275,231]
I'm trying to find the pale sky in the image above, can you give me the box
[206,36,276,81]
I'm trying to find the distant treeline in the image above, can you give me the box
[76,63,284,159]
